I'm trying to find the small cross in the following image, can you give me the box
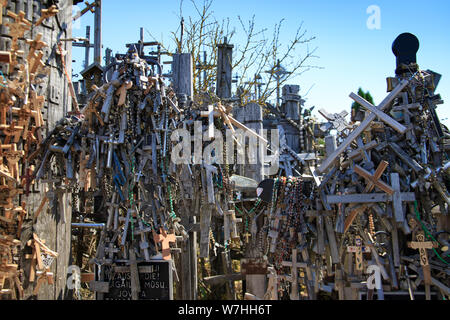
[153,227,176,260]
[354,160,394,195]
[346,236,370,272]
[319,109,349,132]
[35,5,59,27]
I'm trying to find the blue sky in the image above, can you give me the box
[72,0,450,127]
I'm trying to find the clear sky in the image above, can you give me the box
[72,0,450,127]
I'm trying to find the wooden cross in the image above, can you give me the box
[407,230,438,287]
[26,34,47,62]
[268,209,287,252]
[6,10,32,38]
[349,92,407,134]
[200,104,215,141]
[354,160,394,195]
[4,144,24,182]
[224,210,241,242]
[348,137,378,169]
[346,236,370,272]
[127,248,140,300]
[35,5,59,27]
[0,0,7,25]
[281,249,307,300]
[29,91,45,128]
[104,242,119,261]
[153,227,176,260]
[316,79,409,174]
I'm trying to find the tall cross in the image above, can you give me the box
[153,227,176,260]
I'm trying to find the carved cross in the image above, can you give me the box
[153,228,176,260]
[104,242,119,261]
[407,230,438,286]
[281,249,307,300]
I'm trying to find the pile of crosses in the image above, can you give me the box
[0,6,60,299]
[309,33,449,300]
[33,36,270,299]
[258,33,449,301]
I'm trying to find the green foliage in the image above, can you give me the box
[351,88,374,112]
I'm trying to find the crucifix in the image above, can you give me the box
[153,227,176,260]
[281,248,307,300]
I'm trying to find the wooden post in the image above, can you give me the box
[216,37,233,99]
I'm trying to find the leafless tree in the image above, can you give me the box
[148,0,320,107]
